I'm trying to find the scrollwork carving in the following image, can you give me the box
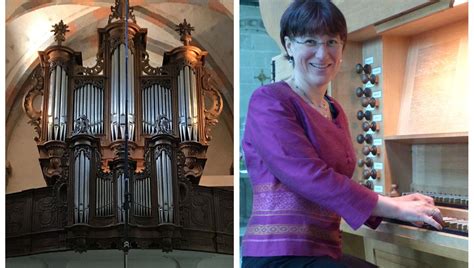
[73,146,92,160]
[190,191,211,228]
[49,60,69,74]
[23,69,44,142]
[179,143,207,184]
[38,141,68,186]
[155,116,171,135]
[73,77,104,90]
[201,73,223,143]
[35,196,56,228]
[141,78,171,90]
[75,57,104,76]
[141,51,169,76]
[154,145,172,160]
[110,37,135,56]
[73,115,92,135]
[108,0,136,24]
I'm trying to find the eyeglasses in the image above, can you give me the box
[293,38,343,51]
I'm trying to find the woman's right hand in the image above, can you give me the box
[372,195,444,230]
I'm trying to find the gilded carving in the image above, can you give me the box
[201,73,223,143]
[51,20,69,46]
[141,51,170,76]
[108,0,136,23]
[23,69,44,141]
[73,77,104,90]
[141,77,171,90]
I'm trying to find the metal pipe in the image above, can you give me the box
[80,152,84,223]
[190,69,198,141]
[73,88,77,130]
[111,48,119,140]
[52,67,60,140]
[100,87,103,133]
[147,178,150,216]
[48,67,56,140]
[162,150,168,222]
[159,85,163,127]
[91,86,95,134]
[60,68,67,140]
[142,88,145,134]
[147,86,151,134]
[96,176,100,216]
[156,154,163,222]
[141,179,144,216]
[153,85,157,133]
[167,87,172,132]
[85,152,90,223]
[74,151,79,222]
[166,154,172,222]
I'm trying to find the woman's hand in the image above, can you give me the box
[392,193,435,205]
[372,194,444,230]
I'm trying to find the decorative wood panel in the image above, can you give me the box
[398,20,468,135]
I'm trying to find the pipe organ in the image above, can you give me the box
[22,0,224,252]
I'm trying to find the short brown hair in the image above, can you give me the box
[280,0,347,59]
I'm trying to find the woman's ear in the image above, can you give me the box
[284,36,293,57]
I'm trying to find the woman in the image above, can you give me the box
[241,1,444,267]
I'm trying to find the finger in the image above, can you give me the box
[424,196,435,205]
[411,221,424,227]
[415,193,434,204]
[432,211,445,226]
[422,215,442,230]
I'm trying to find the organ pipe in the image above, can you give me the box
[47,65,68,141]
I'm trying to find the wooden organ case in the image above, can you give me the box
[7,0,232,257]
[267,1,468,267]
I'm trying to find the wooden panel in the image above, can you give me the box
[411,143,467,195]
[334,0,434,33]
[341,220,468,262]
[397,20,468,135]
[385,141,412,194]
[331,41,363,181]
[365,239,468,268]
[259,0,435,52]
[361,38,385,192]
[381,36,410,136]
[377,2,468,36]
[385,132,467,144]
[342,232,366,260]
[375,0,453,34]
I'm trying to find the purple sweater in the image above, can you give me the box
[242,81,381,259]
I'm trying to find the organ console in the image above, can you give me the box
[334,3,469,267]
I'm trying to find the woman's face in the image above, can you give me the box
[285,34,343,89]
